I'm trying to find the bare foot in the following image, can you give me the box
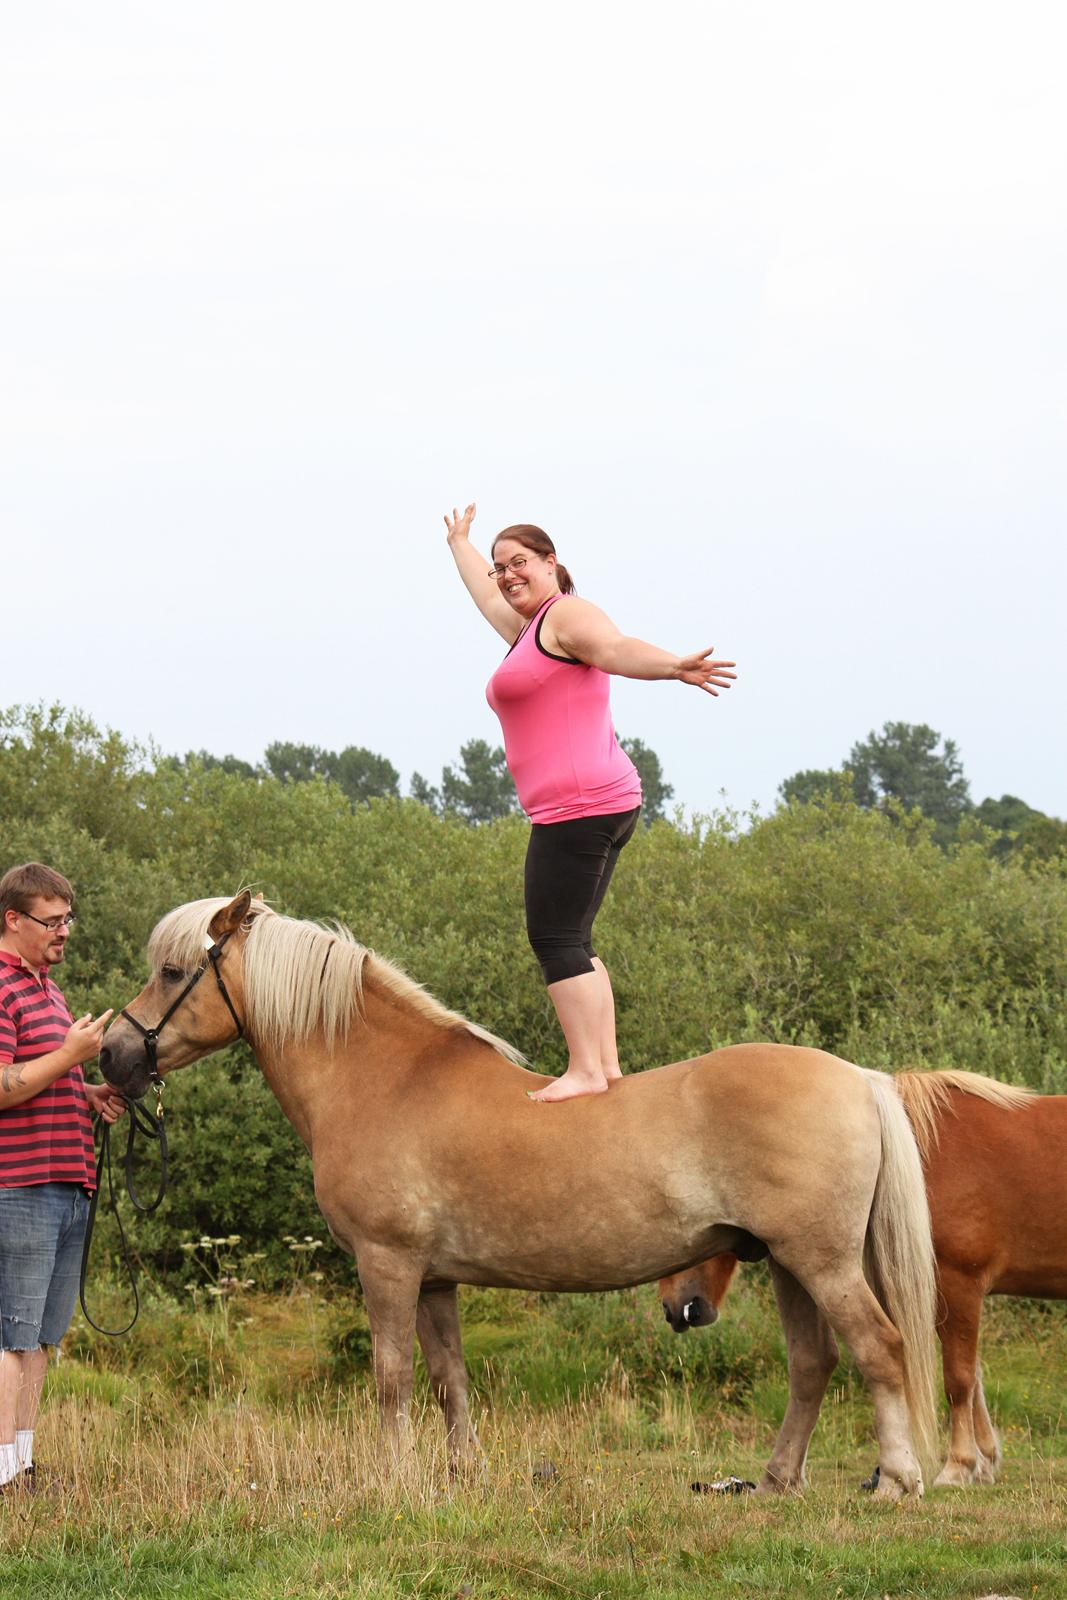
[527,1068,609,1103]
[603,1062,623,1083]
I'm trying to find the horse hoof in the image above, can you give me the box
[934,1464,975,1488]
[872,1471,918,1502]
[873,1478,905,1502]
[860,1464,880,1492]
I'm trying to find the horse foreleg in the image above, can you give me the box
[934,1273,987,1487]
[757,1260,839,1494]
[415,1282,483,1472]
[357,1247,423,1467]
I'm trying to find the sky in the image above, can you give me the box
[3,2,1065,820]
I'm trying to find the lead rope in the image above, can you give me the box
[79,929,243,1336]
[78,1081,169,1337]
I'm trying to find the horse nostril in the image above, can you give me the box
[662,1304,672,1323]
[98,1046,111,1072]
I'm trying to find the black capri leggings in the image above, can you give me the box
[524,807,641,986]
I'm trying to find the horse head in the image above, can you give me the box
[100,891,254,1099]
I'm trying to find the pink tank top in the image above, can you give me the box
[486,595,642,824]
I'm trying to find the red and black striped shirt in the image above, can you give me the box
[0,951,95,1189]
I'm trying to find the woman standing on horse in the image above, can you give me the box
[445,502,735,1103]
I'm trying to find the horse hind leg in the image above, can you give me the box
[799,1259,925,1500]
[757,1260,840,1494]
[415,1282,483,1472]
[934,1274,990,1487]
[971,1362,1002,1483]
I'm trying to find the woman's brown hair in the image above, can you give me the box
[492,525,575,595]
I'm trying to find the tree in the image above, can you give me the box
[973,795,1067,861]
[330,747,400,807]
[409,772,441,812]
[263,741,398,806]
[263,742,324,785]
[619,737,674,824]
[440,740,518,823]
[847,722,971,828]
[176,749,259,780]
[779,722,972,843]
[779,767,851,805]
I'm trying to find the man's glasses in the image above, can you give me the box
[20,912,77,931]
[489,556,529,579]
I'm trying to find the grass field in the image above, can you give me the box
[3,1270,1066,1600]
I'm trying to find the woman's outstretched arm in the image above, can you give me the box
[547,596,737,693]
[444,502,521,643]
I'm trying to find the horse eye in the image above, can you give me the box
[160,965,185,983]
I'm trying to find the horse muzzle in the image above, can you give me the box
[98,1033,157,1101]
[662,1295,718,1333]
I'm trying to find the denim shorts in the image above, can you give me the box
[0,1182,90,1350]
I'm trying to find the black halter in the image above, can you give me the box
[80,929,245,1336]
[120,928,245,1083]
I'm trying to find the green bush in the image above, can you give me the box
[3,704,1066,1284]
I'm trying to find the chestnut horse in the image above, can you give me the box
[660,1069,1049,1488]
[101,893,939,1498]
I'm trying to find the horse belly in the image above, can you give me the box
[426,1226,744,1293]
[425,1208,743,1293]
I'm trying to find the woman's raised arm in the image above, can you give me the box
[546,596,737,693]
[445,502,522,643]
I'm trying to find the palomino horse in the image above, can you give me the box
[100,892,939,1498]
[660,1069,1047,1488]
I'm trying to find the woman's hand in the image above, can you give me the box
[675,649,737,694]
[443,500,520,641]
[444,502,477,543]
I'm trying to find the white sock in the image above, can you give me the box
[0,1442,18,1486]
[15,1430,32,1471]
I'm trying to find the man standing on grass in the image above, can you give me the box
[0,862,124,1494]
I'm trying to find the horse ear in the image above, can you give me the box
[208,890,253,941]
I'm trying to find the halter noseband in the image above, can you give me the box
[120,928,245,1087]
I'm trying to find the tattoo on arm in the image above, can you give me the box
[1,1062,28,1094]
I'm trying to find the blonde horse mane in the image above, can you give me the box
[893,1068,1034,1164]
[147,898,525,1064]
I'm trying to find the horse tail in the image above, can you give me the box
[861,1069,940,1471]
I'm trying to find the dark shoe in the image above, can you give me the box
[23,1462,65,1493]
[12,1462,61,1495]
[691,1476,756,1495]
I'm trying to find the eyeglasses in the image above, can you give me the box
[489,556,529,579]
[20,912,77,931]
